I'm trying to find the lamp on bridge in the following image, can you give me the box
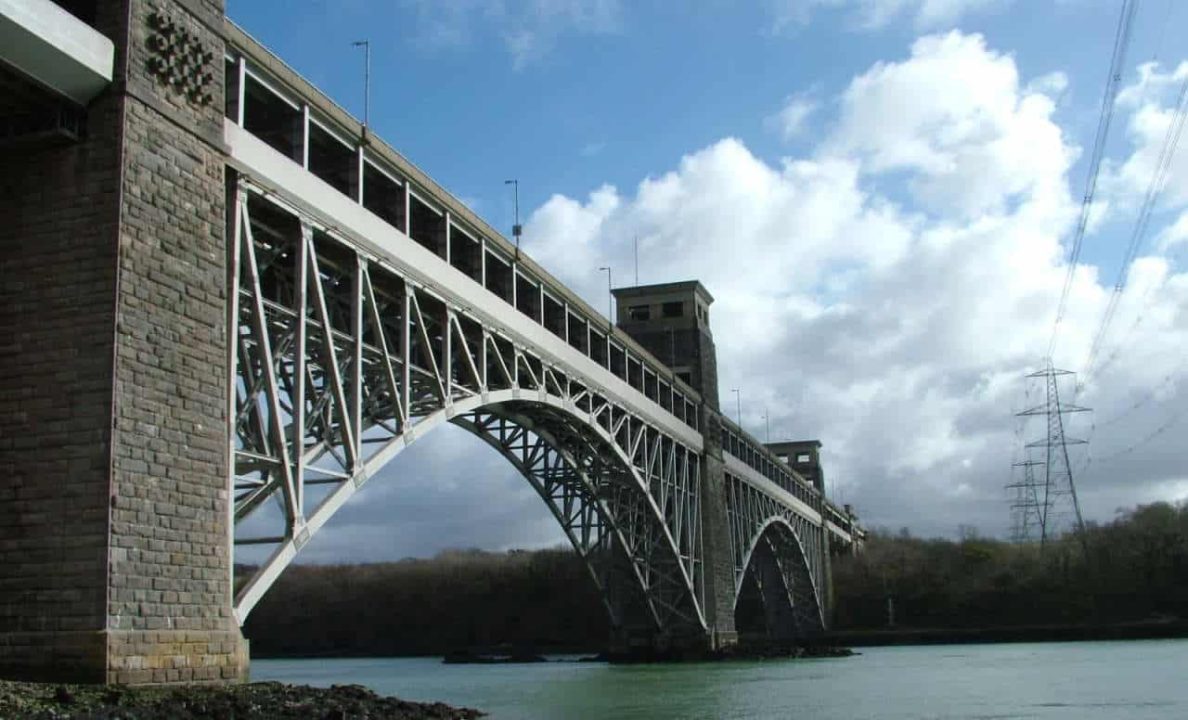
[350,40,369,134]
[504,179,521,255]
[598,266,613,325]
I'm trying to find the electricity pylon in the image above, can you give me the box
[1013,363,1091,549]
[1006,459,1044,543]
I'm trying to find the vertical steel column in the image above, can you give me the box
[401,284,412,422]
[301,105,310,169]
[294,223,310,516]
[444,308,454,403]
[356,147,365,205]
[226,184,245,597]
[403,182,411,237]
[351,253,365,466]
[480,238,487,288]
[235,57,246,126]
[241,196,299,531]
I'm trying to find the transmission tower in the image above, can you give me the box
[1012,364,1091,549]
[1006,460,1044,543]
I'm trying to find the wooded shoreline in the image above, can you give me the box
[820,618,1188,647]
[241,501,1187,658]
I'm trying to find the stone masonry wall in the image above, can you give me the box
[104,0,244,684]
[0,3,127,683]
[0,0,245,683]
[699,412,739,648]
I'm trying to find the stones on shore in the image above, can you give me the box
[0,679,484,719]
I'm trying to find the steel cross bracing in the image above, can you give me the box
[229,185,705,634]
[724,473,826,635]
[453,407,702,632]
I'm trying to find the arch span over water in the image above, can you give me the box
[230,187,706,641]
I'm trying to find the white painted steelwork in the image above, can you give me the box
[229,186,704,637]
[223,33,862,643]
[0,0,113,104]
[725,473,826,635]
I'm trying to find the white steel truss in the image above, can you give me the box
[229,184,704,636]
[725,472,825,636]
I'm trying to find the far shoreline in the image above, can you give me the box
[248,618,1188,662]
[818,618,1188,648]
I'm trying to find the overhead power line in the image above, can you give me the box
[1082,74,1188,391]
[1092,404,1188,464]
[1048,0,1138,360]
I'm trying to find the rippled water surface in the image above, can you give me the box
[252,639,1188,719]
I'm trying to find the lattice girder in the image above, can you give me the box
[230,185,705,635]
[725,473,826,636]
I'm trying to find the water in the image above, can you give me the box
[252,640,1188,719]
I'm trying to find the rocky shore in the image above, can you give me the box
[0,679,484,719]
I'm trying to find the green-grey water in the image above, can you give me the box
[252,640,1188,719]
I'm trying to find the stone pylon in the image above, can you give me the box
[0,0,247,683]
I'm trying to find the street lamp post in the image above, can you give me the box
[731,388,741,428]
[351,40,370,129]
[598,266,613,324]
[504,179,521,255]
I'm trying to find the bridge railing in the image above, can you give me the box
[222,22,703,435]
[718,415,860,545]
[719,415,819,507]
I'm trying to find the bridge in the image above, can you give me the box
[0,0,863,683]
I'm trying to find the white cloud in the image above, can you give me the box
[1100,61,1188,210]
[767,94,819,141]
[825,31,1074,220]
[772,0,1011,32]
[1026,70,1069,100]
[580,141,607,157]
[404,0,620,69]
[291,29,1188,563]
[514,30,1188,538]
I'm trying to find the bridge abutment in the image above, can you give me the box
[0,0,246,683]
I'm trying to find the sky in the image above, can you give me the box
[227,0,1188,561]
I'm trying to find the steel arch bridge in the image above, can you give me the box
[220,25,864,651]
[230,188,704,637]
[0,0,868,684]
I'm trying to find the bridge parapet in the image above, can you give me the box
[221,23,703,437]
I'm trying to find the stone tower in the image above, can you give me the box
[765,440,826,493]
[612,281,737,649]
[0,0,247,683]
[612,281,719,410]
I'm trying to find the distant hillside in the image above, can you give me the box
[833,501,1188,630]
[242,501,1188,656]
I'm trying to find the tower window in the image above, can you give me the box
[662,301,683,318]
[628,305,651,321]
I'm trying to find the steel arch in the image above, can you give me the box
[229,184,705,635]
[734,517,824,636]
[726,474,826,634]
[452,402,703,633]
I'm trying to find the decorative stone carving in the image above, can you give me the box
[145,8,214,106]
